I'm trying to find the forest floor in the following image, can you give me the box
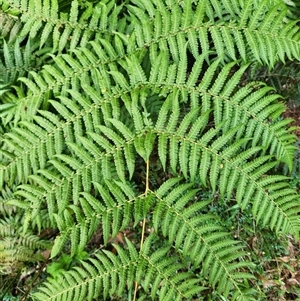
[284,104,300,138]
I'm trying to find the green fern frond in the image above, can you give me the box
[35,236,207,301]
[3,0,121,52]
[0,86,32,126]
[153,83,298,237]
[34,239,139,301]
[8,0,298,109]
[1,1,300,300]
[129,0,300,65]
[44,177,256,300]
[44,178,147,258]
[0,4,22,42]
[0,212,51,275]
[6,54,297,253]
[0,185,16,216]
[152,179,254,300]
[138,235,206,300]
[249,60,300,106]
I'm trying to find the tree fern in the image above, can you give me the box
[1,0,300,300]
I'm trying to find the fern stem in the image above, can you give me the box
[141,159,150,247]
[133,159,150,301]
[133,279,138,300]
[139,216,147,256]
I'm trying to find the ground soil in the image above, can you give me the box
[283,105,300,138]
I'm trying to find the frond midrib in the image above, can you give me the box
[152,189,246,297]
[38,259,139,301]
[0,79,289,177]
[153,128,297,233]
[16,15,300,98]
[4,2,116,35]
[18,123,297,242]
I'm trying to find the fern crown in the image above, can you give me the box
[0,0,300,300]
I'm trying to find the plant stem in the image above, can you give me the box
[133,159,150,301]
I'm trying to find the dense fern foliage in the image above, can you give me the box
[1,0,300,300]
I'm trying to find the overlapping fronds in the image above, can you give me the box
[7,55,297,236]
[2,0,298,117]
[0,51,296,190]
[152,179,256,299]
[1,0,300,300]
[155,105,299,236]
[34,177,258,300]
[250,61,300,106]
[0,39,36,85]
[0,215,51,275]
[129,0,300,66]
[1,0,121,52]
[0,3,22,42]
[34,237,207,301]
[48,180,144,258]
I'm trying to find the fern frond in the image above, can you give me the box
[0,184,16,216]
[7,52,297,248]
[45,178,150,258]
[0,38,39,85]
[156,117,299,237]
[0,37,49,127]
[1,1,300,300]
[131,0,300,65]
[249,60,300,106]
[152,67,298,237]
[0,7,22,42]
[10,0,299,113]
[34,240,139,301]
[35,236,206,301]
[4,0,121,53]
[138,235,205,300]
[0,212,51,275]
[152,179,255,300]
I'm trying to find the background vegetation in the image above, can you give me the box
[1,0,300,300]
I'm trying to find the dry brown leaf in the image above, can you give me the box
[286,278,299,286]
[262,279,279,288]
[41,249,51,260]
[109,232,126,246]
[278,256,291,263]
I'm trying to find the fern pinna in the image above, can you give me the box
[0,0,300,300]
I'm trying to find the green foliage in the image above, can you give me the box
[0,0,300,300]
[46,251,88,279]
[248,61,300,107]
[0,187,51,276]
